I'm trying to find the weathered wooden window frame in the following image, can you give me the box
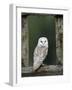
[9,4,70,86]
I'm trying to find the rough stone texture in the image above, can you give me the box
[55,16,63,65]
[21,16,29,67]
[22,65,63,77]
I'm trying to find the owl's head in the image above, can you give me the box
[37,37,48,47]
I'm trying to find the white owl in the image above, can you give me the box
[33,37,48,71]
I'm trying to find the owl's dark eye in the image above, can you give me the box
[41,41,42,43]
[45,40,46,42]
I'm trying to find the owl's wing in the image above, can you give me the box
[33,47,43,71]
[33,57,43,71]
[43,47,48,60]
[33,47,48,71]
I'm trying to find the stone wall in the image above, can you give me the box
[21,15,29,67]
[55,15,63,65]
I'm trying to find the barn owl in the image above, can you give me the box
[33,37,48,71]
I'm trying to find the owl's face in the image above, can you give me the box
[37,37,48,47]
